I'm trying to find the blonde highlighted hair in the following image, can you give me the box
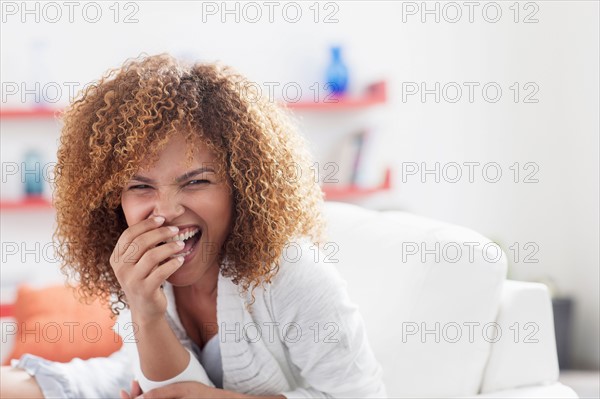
[54,54,325,315]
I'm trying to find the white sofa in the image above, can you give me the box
[0,202,580,398]
[322,202,578,398]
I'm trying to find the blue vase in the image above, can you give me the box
[326,46,349,95]
[24,150,43,197]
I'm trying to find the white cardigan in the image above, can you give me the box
[13,239,387,398]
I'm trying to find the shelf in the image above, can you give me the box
[0,303,14,318]
[285,81,386,110]
[1,82,387,115]
[322,167,392,200]
[0,107,61,119]
[1,82,387,116]
[0,197,53,211]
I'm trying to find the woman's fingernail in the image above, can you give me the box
[168,226,179,233]
[175,240,185,247]
[153,216,165,224]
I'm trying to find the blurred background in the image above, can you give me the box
[1,1,598,396]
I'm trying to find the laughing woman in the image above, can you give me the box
[0,54,386,399]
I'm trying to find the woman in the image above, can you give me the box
[1,54,386,398]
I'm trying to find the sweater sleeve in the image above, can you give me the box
[134,347,214,392]
[11,346,134,399]
[116,305,215,392]
[269,240,387,398]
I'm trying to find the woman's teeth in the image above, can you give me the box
[163,227,201,259]
[164,228,200,243]
[169,248,193,258]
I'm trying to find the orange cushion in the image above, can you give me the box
[3,284,122,365]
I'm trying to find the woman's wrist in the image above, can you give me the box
[130,308,166,328]
[131,313,190,382]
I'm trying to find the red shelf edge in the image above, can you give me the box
[322,168,392,200]
[0,198,54,210]
[285,81,387,110]
[2,82,387,116]
[0,108,62,119]
[2,82,386,116]
[0,303,15,318]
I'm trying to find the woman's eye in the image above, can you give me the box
[187,179,210,186]
[129,184,151,190]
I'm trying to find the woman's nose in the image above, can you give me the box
[151,191,185,221]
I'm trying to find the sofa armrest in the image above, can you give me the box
[479,280,560,394]
[463,382,578,398]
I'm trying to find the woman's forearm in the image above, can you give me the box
[0,366,44,399]
[132,313,189,381]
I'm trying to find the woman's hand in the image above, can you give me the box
[111,218,195,384]
[120,381,237,399]
[120,380,143,399]
[120,380,287,399]
[110,216,184,321]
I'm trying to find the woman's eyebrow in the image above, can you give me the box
[175,167,215,183]
[130,167,216,184]
[129,175,155,184]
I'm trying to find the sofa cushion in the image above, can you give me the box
[322,202,507,397]
[2,284,122,365]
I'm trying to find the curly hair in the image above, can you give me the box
[53,54,325,315]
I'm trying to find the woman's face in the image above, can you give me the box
[120,133,233,287]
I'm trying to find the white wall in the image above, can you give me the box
[1,1,598,369]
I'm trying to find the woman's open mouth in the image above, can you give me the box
[160,225,202,262]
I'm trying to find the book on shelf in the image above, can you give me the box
[327,129,372,187]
